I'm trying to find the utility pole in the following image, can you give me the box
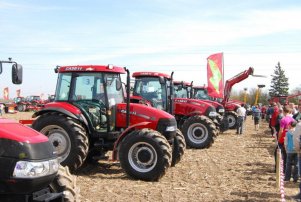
[254,84,265,105]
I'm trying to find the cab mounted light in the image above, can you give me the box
[107,64,114,70]
[54,66,60,73]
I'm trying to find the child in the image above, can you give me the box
[253,105,261,131]
[284,120,298,182]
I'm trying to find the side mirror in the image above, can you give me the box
[0,63,2,74]
[12,64,23,84]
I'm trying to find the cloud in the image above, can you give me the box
[2,2,301,94]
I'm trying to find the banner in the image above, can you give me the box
[3,87,9,100]
[207,53,224,98]
[16,89,21,97]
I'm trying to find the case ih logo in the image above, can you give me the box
[65,67,83,71]
[174,99,187,103]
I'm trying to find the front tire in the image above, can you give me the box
[171,129,186,167]
[32,112,89,172]
[181,115,216,149]
[227,111,238,129]
[49,166,80,202]
[17,104,25,112]
[119,129,172,181]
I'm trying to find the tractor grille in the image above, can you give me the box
[156,118,177,143]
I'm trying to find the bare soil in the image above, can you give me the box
[3,112,300,201]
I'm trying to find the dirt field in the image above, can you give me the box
[3,112,300,201]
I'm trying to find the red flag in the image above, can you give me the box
[16,89,21,97]
[3,87,9,100]
[207,53,224,98]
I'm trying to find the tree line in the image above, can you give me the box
[230,62,301,106]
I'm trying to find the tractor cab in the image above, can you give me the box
[132,72,171,111]
[173,81,189,98]
[14,96,26,103]
[54,65,125,133]
[193,86,212,100]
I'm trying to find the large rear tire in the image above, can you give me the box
[17,104,25,112]
[32,112,89,172]
[216,114,223,125]
[181,115,216,149]
[171,129,186,167]
[227,111,238,129]
[49,166,80,202]
[119,129,172,181]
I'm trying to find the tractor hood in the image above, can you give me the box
[198,99,222,108]
[173,98,217,118]
[197,99,225,114]
[225,101,241,111]
[0,118,55,160]
[0,118,48,143]
[116,103,176,130]
[129,95,152,107]
[174,98,216,108]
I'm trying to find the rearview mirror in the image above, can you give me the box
[12,64,22,84]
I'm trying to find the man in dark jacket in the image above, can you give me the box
[293,104,301,122]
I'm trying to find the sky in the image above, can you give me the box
[1,0,301,98]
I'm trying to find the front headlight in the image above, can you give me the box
[218,109,225,113]
[166,125,177,132]
[209,111,217,117]
[13,159,59,179]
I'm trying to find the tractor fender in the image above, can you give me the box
[32,107,90,133]
[186,110,203,117]
[177,112,212,128]
[112,121,152,161]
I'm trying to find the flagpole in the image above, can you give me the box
[222,52,224,89]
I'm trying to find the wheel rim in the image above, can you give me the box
[40,125,71,163]
[228,115,236,128]
[128,142,157,173]
[187,123,208,144]
[18,105,23,111]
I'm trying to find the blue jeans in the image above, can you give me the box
[236,116,244,134]
[285,153,298,181]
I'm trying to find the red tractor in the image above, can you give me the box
[13,96,28,112]
[270,93,301,105]
[25,95,45,111]
[0,59,78,201]
[29,65,182,181]
[193,67,255,129]
[192,85,241,129]
[130,71,218,149]
[173,81,229,133]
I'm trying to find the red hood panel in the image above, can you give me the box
[0,118,48,143]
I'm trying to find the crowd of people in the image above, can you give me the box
[238,100,301,200]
